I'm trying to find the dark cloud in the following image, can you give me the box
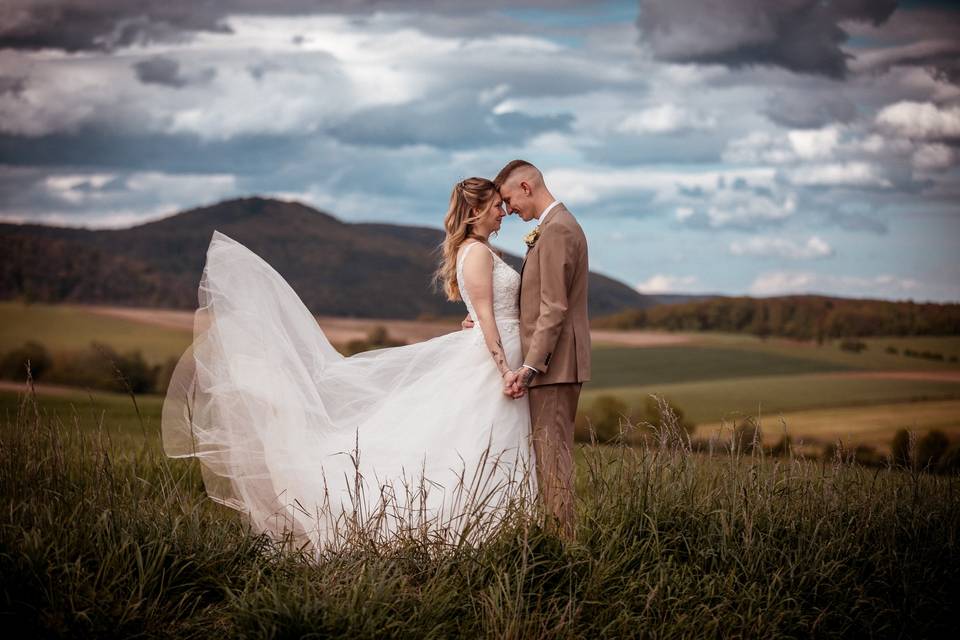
[847,7,960,81]
[328,94,573,149]
[132,56,215,88]
[0,1,580,53]
[637,0,898,79]
[0,75,26,96]
[0,1,232,52]
[0,126,312,176]
[579,130,727,166]
[763,90,858,128]
[855,39,960,83]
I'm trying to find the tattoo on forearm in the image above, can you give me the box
[518,368,535,387]
[490,338,508,374]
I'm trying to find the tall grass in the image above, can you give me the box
[2,387,958,638]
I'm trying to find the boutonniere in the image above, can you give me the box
[523,225,541,249]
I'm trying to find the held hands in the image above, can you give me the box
[502,367,536,399]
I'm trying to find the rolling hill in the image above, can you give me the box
[0,196,664,319]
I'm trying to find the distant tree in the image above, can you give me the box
[734,417,761,454]
[916,430,950,470]
[839,339,867,353]
[822,442,839,462]
[578,395,632,443]
[770,435,792,457]
[153,356,180,394]
[344,326,405,355]
[939,441,960,475]
[0,341,52,381]
[90,342,155,394]
[592,295,960,340]
[641,395,694,436]
[891,429,911,468]
[853,444,882,467]
[367,325,389,346]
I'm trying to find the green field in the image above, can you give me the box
[0,388,164,438]
[583,373,960,425]
[0,302,191,364]
[861,335,960,359]
[589,344,861,388]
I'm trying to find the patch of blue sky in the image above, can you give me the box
[498,0,637,46]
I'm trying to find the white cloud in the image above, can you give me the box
[876,101,960,139]
[124,171,236,193]
[729,235,833,260]
[616,103,715,134]
[44,173,118,204]
[20,170,239,227]
[787,126,840,160]
[855,133,914,156]
[750,271,922,297]
[788,162,890,187]
[912,143,955,172]
[544,166,776,206]
[722,131,795,164]
[705,188,796,227]
[0,203,183,229]
[636,274,700,294]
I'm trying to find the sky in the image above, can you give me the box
[1,0,958,302]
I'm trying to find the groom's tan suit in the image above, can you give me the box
[519,202,590,540]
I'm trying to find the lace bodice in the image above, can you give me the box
[456,242,520,333]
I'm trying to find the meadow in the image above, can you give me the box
[1,387,958,638]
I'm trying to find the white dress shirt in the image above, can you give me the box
[538,199,561,224]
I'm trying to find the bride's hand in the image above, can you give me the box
[509,367,535,399]
[502,370,518,397]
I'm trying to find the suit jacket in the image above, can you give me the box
[519,203,591,387]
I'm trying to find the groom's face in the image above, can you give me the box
[499,181,536,222]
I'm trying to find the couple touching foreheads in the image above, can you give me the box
[441,159,592,540]
[161,159,591,551]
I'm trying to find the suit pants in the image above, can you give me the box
[528,382,581,540]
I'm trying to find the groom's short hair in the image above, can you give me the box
[494,159,538,189]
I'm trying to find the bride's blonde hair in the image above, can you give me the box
[434,177,498,301]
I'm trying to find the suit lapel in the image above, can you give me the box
[519,202,566,279]
[520,245,535,279]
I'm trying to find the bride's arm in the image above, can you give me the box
[461,247,511,377]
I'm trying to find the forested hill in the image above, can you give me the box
[594,295,960,339]
[0,196,662,319]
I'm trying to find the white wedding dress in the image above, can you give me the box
[162,231,537,552]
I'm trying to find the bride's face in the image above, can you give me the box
[474,195,506,237]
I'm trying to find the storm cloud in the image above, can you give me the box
[637,0,897,78]
[133,56,216,88]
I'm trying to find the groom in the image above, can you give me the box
[496,159,591,541]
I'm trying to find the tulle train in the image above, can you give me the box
[162,231,537,552]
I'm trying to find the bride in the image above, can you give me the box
[161,177,538,552]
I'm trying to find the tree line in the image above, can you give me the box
[593,295,960,340]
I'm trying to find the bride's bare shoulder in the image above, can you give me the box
[457,241,493,278]
[456,239,484,261]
